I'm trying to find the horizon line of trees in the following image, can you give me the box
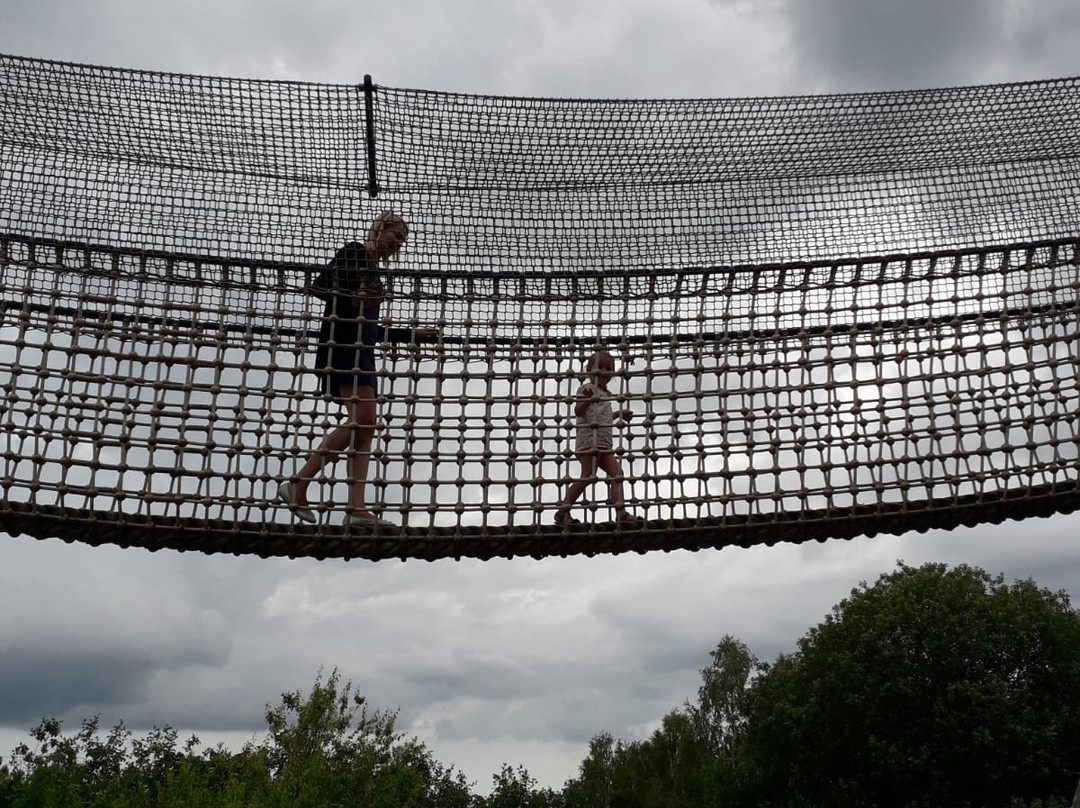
[2,561,1078,807]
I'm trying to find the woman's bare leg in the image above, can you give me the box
[345,386,377,518]
[291,382,372,510]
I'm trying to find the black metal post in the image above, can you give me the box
[363,74,380,198]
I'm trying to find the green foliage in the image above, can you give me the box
[1,668,474,808]
[563,732,618,808]
[483,764,563,808]
[740,562,1080,808]
[687,636,757,765]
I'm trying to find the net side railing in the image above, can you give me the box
[1,233,1077,560]
[1,54,1079,560]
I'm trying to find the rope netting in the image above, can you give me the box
[1,54,1078,561]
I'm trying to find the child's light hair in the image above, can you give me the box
[586,350,614,373]
[365,210,408,265]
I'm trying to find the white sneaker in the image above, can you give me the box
[275,481,316,524]
[343,512,395,528]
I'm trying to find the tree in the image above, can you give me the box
[614,711,709,808]
[686,636,758,806]
[563,733,619,808]
[484,763,564,808]
[687,635,757,762]
[259,667,474,807]
[562,638,759,808]
[740,562,1080,808]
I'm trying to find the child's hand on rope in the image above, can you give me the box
[618,408,633,421]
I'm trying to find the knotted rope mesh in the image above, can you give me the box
[1,54,1078,561]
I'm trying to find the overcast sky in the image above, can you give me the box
[2,0,1080,795]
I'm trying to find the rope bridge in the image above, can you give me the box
[1,54,1078,561]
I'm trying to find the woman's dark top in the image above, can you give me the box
[312,242,414,402]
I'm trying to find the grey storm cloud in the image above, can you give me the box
[0,614,231,725]
[0,541,234,726]
[0,645,218,725]
[786,0,1009,91]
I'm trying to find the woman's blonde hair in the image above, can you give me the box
[365,210,408,264]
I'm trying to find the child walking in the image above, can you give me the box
[554,350,642,527]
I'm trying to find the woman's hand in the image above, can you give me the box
[619,408,634,421]
[352,281,385,309]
